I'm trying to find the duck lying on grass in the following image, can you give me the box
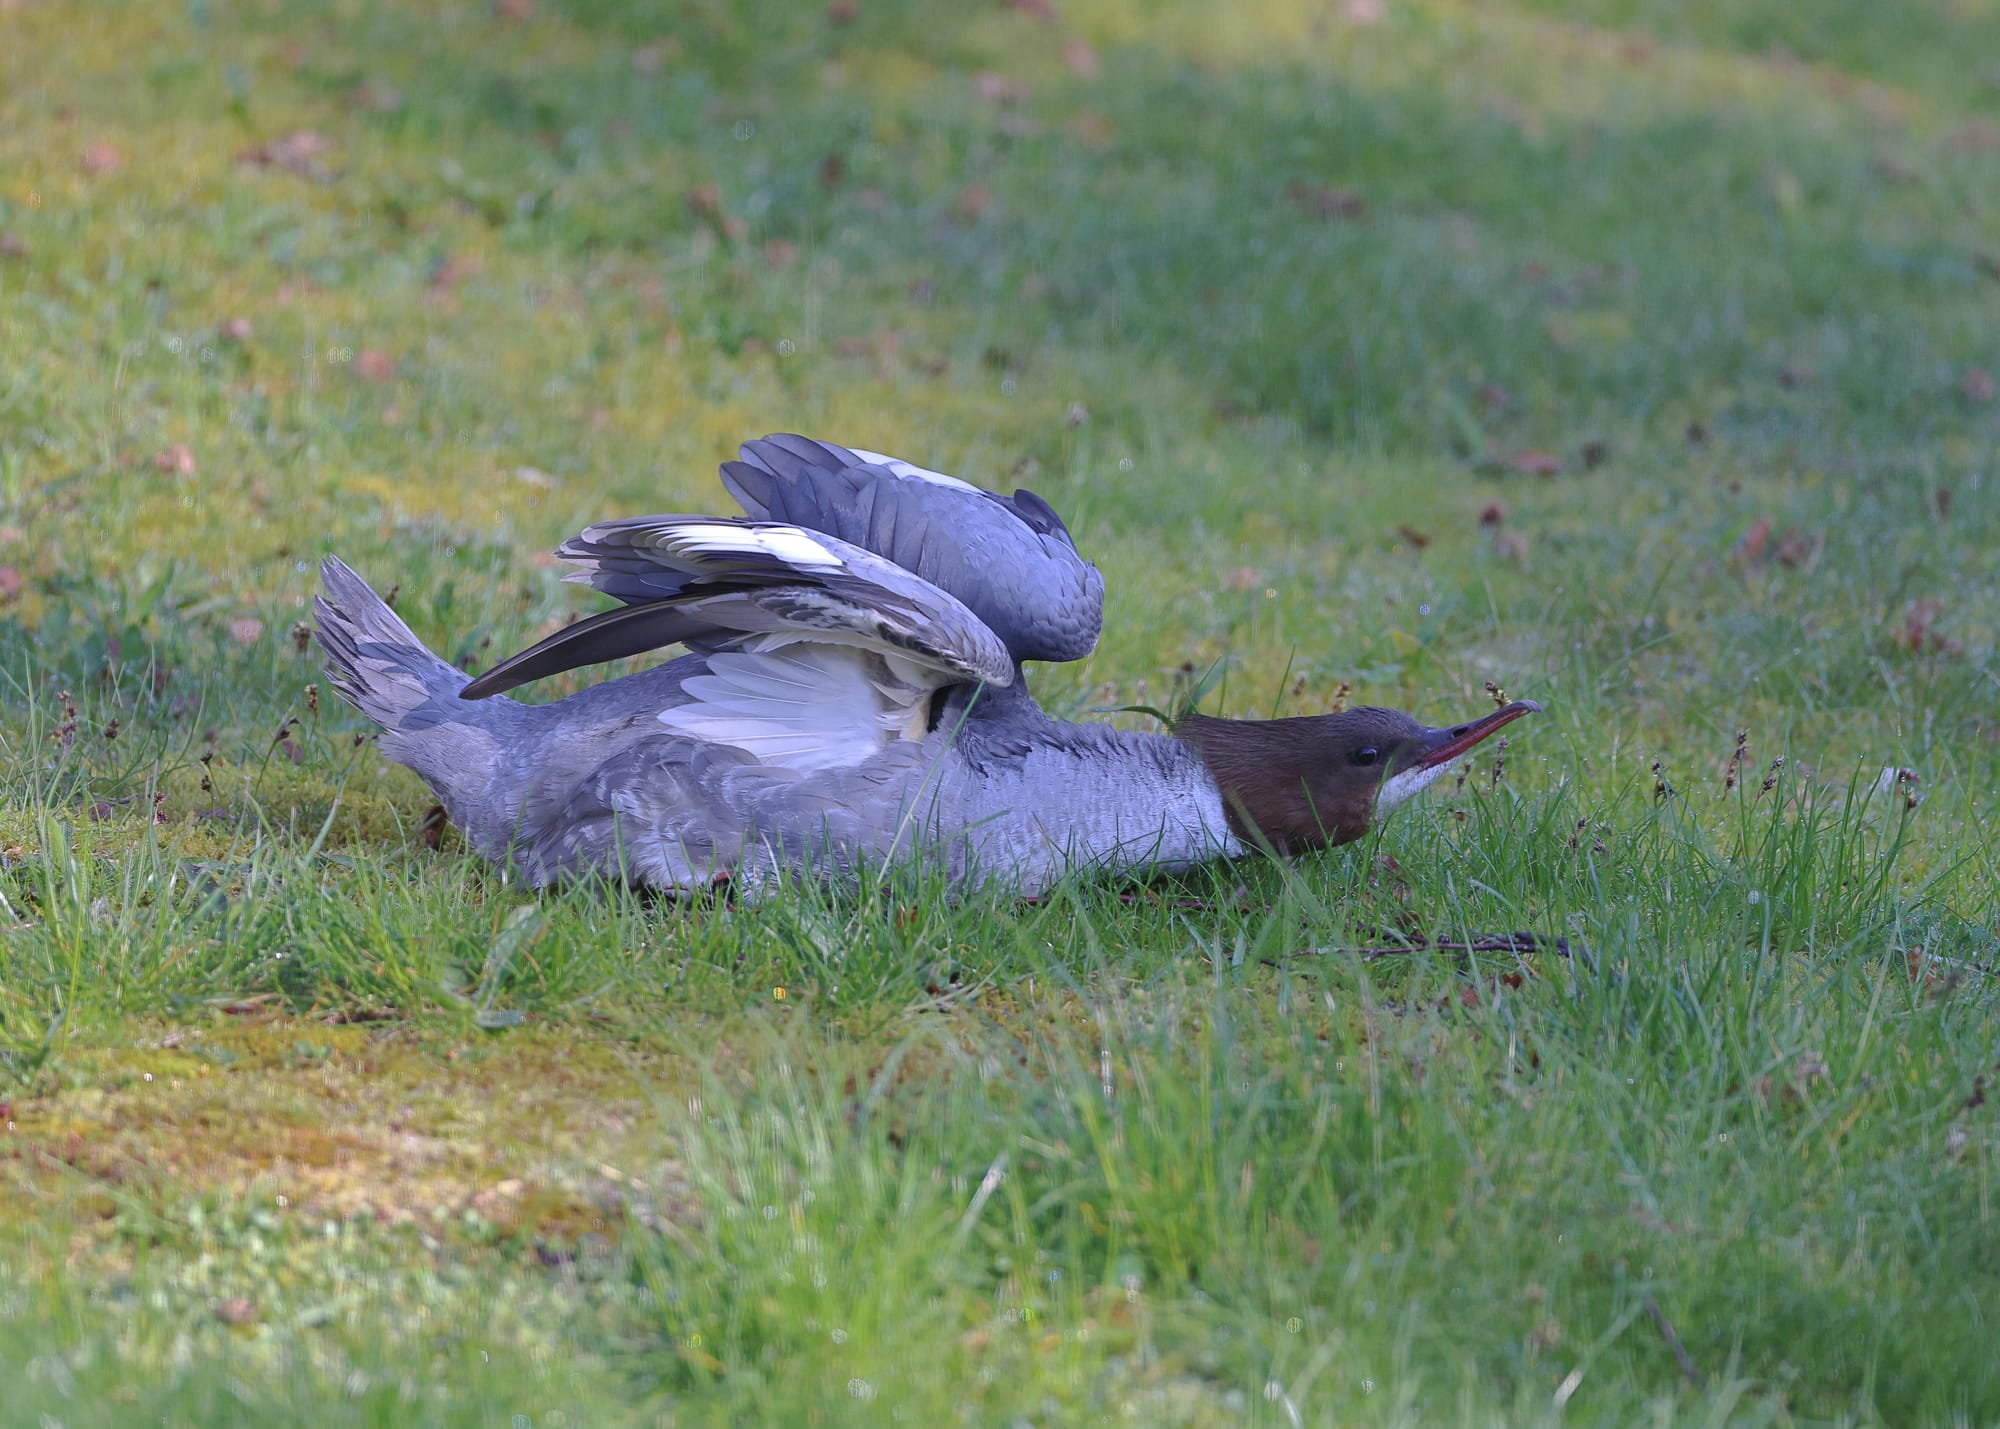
[316,434,1538,894]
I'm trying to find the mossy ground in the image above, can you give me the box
[3,0,1999,1423]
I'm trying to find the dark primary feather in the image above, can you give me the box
[459,602,716,700]
[717,435,1105,665]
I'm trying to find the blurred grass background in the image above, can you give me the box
[1,0,1997,1423]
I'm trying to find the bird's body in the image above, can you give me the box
[317,436,1536,894]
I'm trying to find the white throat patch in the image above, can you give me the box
[1374,759,1455,816]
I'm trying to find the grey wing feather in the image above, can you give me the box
[462,517,1012,699]
[716,434,1105,665]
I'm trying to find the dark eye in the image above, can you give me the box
[1353,747,1380,767]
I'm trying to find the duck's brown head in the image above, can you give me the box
[1175,700,1541,853]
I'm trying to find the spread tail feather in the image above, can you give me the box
[315,557,521,856]
[314,556,470,729]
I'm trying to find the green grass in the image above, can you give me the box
[3,0,1998,1422]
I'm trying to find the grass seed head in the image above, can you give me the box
[50,688,79,748]
[1724,728,1749,791]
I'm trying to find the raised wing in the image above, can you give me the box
[459,517,1012,701]
[709,434,1105,666]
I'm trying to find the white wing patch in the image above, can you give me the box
[845,447,983,494]
[581,521,843,571]
[658,645,941,774]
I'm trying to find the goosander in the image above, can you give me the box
[316,435,1538,894]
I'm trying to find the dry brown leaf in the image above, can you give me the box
[953,186,992,222]
[1942,119,1999,154]
[239,130,332,182]
[1870,153,1918,185]
[1897,599,1963,656]
[1774,528,1821,569]
[975,73,1030,104]
[1067,110,1113,147]
[153,444,196,476]
[351,81,404,114]
[631,40,677,73]
[1286,180,1365,220]
[1506,449,1561,477]
[428,253,481,300]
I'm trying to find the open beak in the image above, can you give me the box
[1413,700,1542,771]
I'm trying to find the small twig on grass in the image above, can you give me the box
[1916,950,1994,983]
[1016,890,1263,914]
[1642,1295,1703,1388]
[209,994,281,1016]
[318,1006,400,1026]
[1276,931,1572,964]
